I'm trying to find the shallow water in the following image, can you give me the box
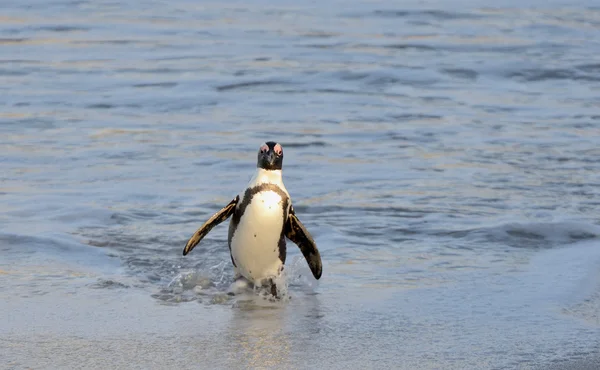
[2,0,600,369]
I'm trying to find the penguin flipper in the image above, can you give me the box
[285,207,322,280]
[183,196,238,256]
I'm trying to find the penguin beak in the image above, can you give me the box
[257,145,282,170]
[265,150,276,165]
[258,150,275,166]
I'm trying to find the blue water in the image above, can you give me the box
[2,1,600,369]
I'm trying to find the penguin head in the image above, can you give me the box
[257,141,283,170]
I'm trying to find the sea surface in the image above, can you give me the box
[1,0,600,369]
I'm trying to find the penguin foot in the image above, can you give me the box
[227,276,252,296]
[270,280,278,299]
[256,277,280,299]
[267,278,286,300]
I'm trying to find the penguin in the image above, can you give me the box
[183,141,322,297]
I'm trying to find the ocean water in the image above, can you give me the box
[1,0,600,369]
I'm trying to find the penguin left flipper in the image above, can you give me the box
[183,196,239,256]
[285,207,322,280]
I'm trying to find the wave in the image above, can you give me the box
[464,221,600,249]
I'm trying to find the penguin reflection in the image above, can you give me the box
[227,300,291,369]
[225,288,324,369]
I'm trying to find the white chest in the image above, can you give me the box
[230,190,288,283]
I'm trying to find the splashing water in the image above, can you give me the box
[152,256,318,305]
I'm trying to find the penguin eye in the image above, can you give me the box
[260,145,269,153]
[274,144,282,156]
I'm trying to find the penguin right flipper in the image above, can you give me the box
[285,207,322,280]
[183,196,238,256]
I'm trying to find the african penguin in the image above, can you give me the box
[183,142,322,297]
